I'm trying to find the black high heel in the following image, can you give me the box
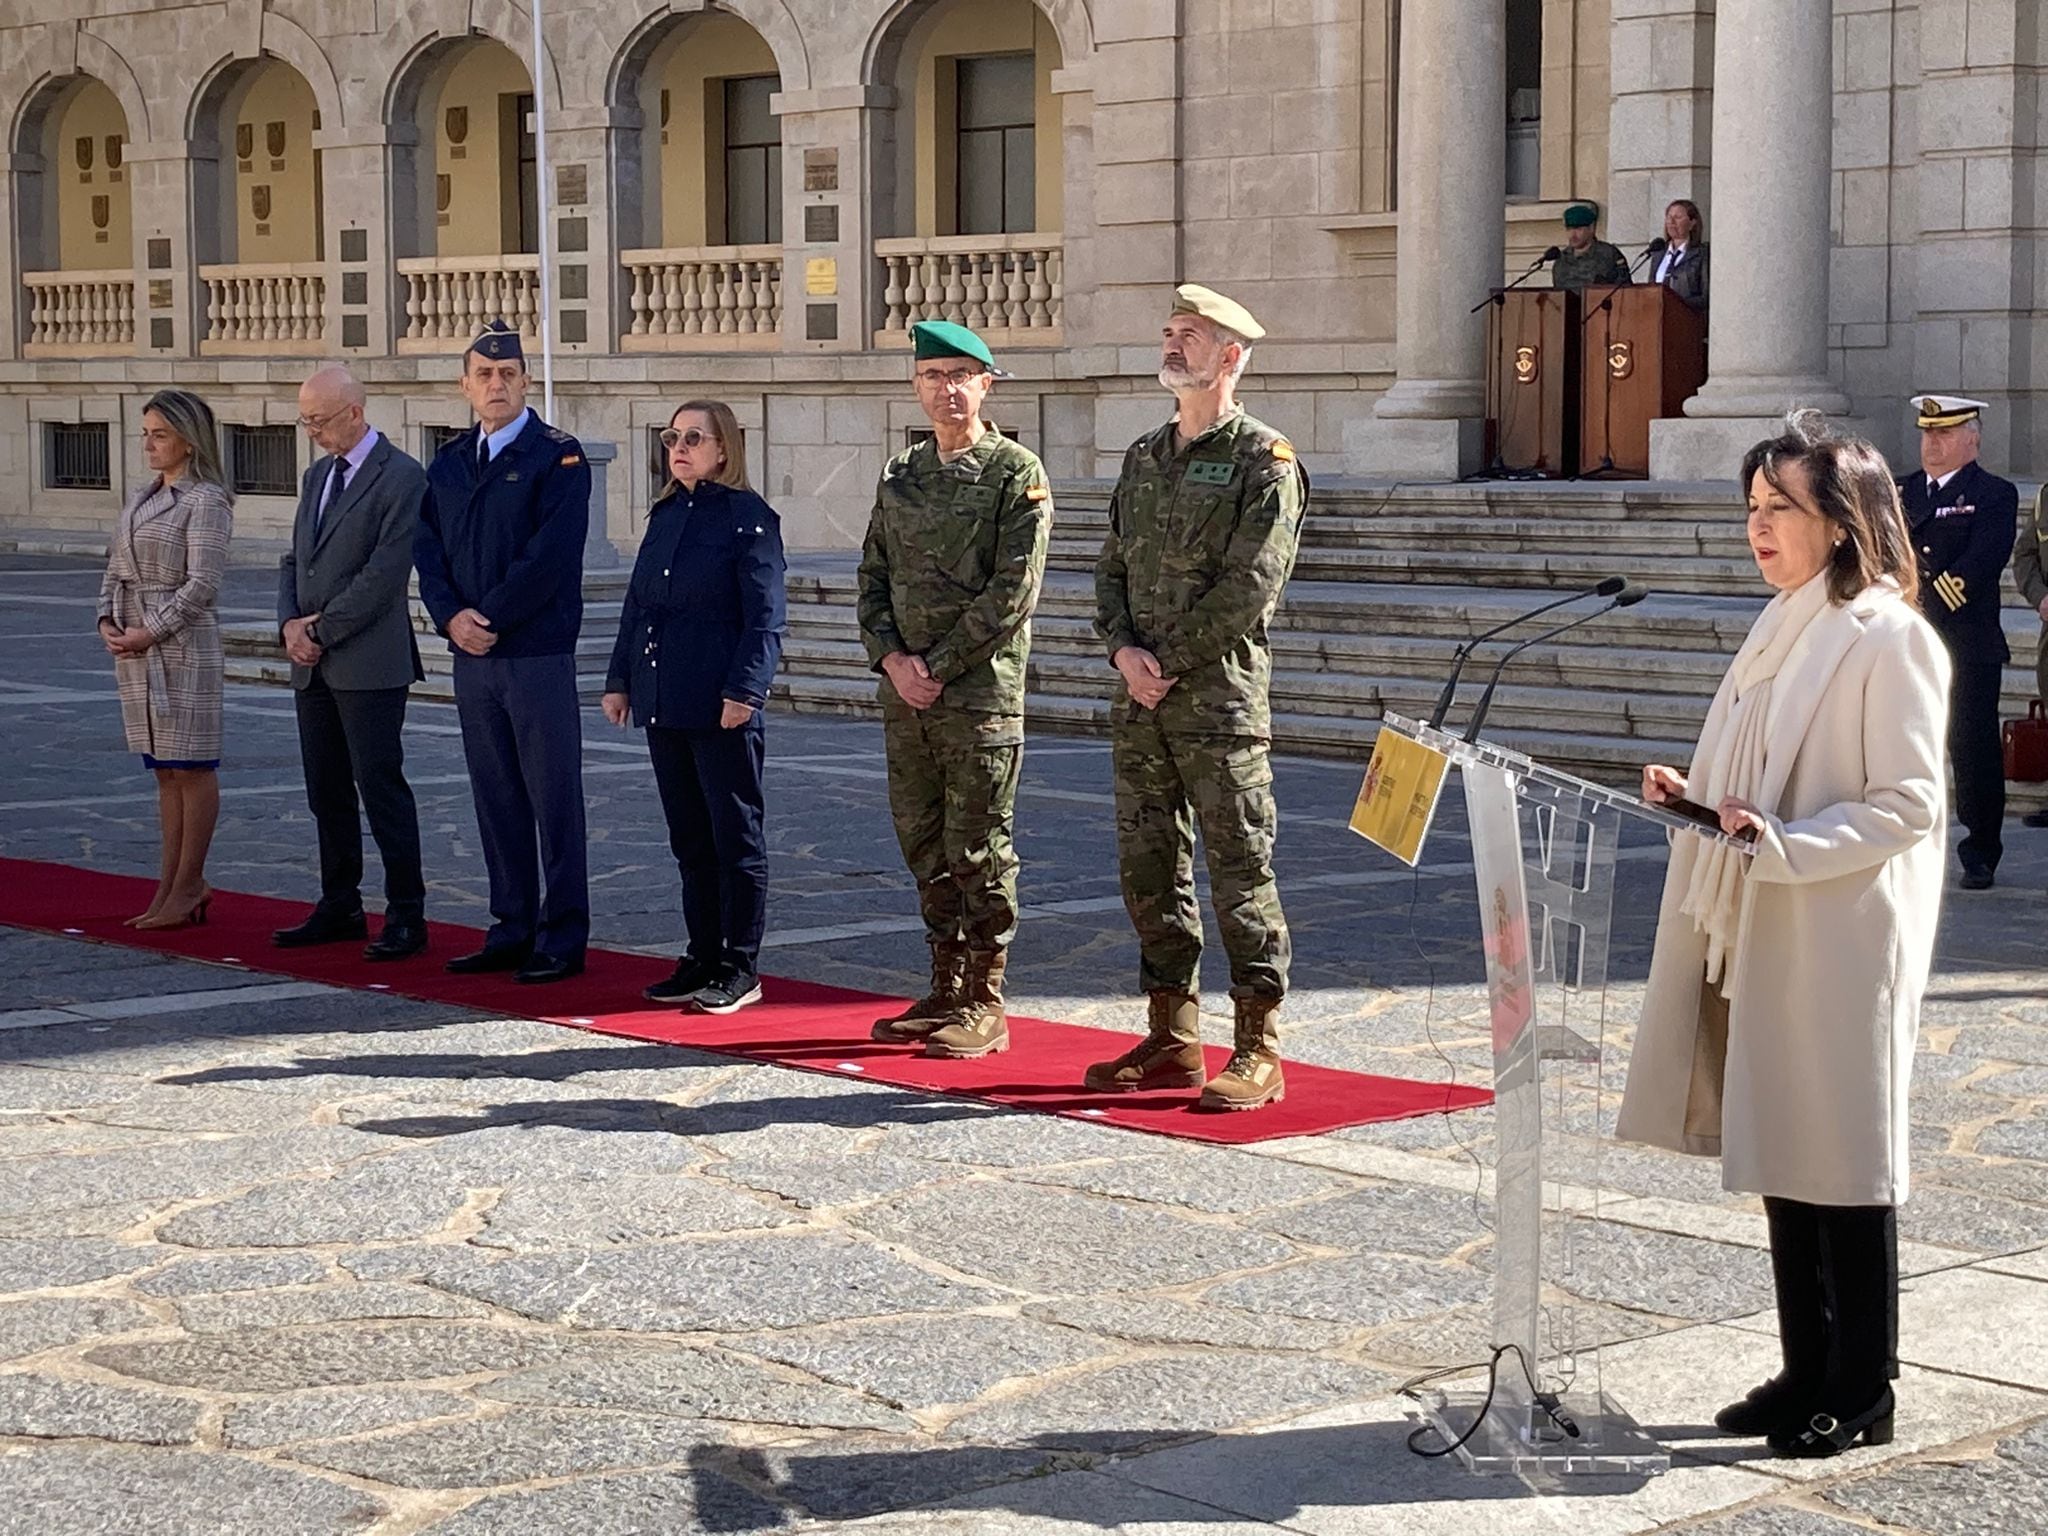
[1714,1375,1817,1436]
[1767,1386,1895,1458]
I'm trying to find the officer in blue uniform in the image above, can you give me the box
[416,321,593,977]
[1897,393,2017,890]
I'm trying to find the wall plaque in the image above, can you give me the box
[339,228,367,263]
[555,164,588,206]
[805,302,838,341]
[803,148,839,192]
[804,204,839,244]
[148,280,172,310]
[804,257,837,296]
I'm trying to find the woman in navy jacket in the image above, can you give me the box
[603,401,787,1013]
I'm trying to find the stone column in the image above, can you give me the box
[1650,0,1851,479]
[538,112,616,356]
[313,131,396,358]
[124,142,200,359]
[773,85,891,354]
[1345,0,1505,479]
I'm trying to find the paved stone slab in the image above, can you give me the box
[1983,1246,2048,1282]
[942,1351,1396,1453]
[1016,1148,1351,1215]
[749,1434,1057,1521]
[1024,1295,1360,1354]
[1895,1185,2048,1255]
[0,1372,204,1445]
[286,1406,718,1489]
[155,1163,472,1248]
[1204,1252,1491,1328]
[85,1321,567,1392]
[0,1069,142,1114]
[132,1252,333,1297]
[1250,1182,1488,1259]
[735,1312,1114,1411]
[706,1151,958,1210]
[1358,1297,1675,1371]
[1471,1222,1773,1322]
[475,1173,801,1251]
[0,1128,382,1220]
[1827,1418,2048,1536]
[71,1082,334,1135]
[224,1386,477,1449]
[174,1282,496,1334]
[414,1233,998,1332]
[1680,1507,1894,1536]
[0,1237,161,1294]
[480,1342,909,1429]
[374,1122,709,1183]
[417,1467,790,1534]
[876,1110,1144,1169]
[852,1183,1300,1294]
[0,1201,160,1239]
[0,1443,387,1534]
[0,1296,159,1362]
[1898,1267,2048,1390]
[0,1123,179,1159]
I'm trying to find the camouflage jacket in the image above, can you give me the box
[1095,410,1310,737]
[856,425,1052,718]
[1551,240,1632,291]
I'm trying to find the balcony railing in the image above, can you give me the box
[23,269,136,356]
[396,254,541,353]
[875,234,1062,346]
[200,263,326,355]
[621,245,783,351]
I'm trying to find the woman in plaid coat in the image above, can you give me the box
[96,389,235,928]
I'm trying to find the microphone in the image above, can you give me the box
[1428,576,1627,729]
[1538,245,1562,264]
[1470,247,1565,313]
[1462,583,1650,743]
[1632,236,1669,276]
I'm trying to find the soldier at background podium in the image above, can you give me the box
[1897,394,2017,889]
[1551,201,1630,291]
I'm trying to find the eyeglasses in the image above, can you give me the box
[915,368,985,392]
[660,427,715,450]
[296,407,355,432]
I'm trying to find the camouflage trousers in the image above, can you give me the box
[1111,708,1289,1002]
[882,702,1023,951]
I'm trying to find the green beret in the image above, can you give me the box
[910,320,1001,374]
[467,319,524,364]
[1562,202,1599,230]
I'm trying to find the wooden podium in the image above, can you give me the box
[1578,285,1707,478]
[1484,288,1579,477]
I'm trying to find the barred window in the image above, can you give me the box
[225,424,298,497]
[43,422,112,491]
[423,424,473,462]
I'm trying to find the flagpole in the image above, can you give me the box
[529,0,556,421]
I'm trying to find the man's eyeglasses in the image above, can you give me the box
[915,368,985,392]
[660,427,715,450]
[297,407,354,432]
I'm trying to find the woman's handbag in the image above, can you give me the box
[2004,700,2048,782]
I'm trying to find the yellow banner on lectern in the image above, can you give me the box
[1349,727,1452,866]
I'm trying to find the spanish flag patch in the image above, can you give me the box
[560,454,582,467]
[1271,439,1295,463]
[1026,484,1050,501]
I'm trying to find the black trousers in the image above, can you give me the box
[1764,1196,1898,1406]
[294,674,425,923]
[1949,659,2005,874]
[646,721,768,979]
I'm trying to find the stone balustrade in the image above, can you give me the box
[620,246,783,350]
[396,255,542,353]
[22,270,136,356]
[876,234,1062,343]
[199,263,326,354]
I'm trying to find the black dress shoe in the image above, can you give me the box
[273,908,368,948]
[445,945,530,975]
[1714,1375,1817,1436]
[2022,809,2048,829]
[515,953,585,985]
[1959,866,1995,891]
[1767,1386,1895,1459]
[364,921,428,962]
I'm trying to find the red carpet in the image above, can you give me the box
[0,857,1490,1146]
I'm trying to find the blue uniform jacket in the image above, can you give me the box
[605,480,787,729]
[1898,460,2016,666]
[416,414,590,658]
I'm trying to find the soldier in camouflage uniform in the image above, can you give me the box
[1551,201,1631,291]
[1085,285,1310,1111]
[858,320,1052,1058]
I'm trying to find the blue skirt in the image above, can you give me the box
[142,754,220,771]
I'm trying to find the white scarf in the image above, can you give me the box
[1679,570,1833,995]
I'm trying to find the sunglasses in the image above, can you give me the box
[660,427,716,450]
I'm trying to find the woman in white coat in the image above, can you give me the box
[1619,412,1948,1459]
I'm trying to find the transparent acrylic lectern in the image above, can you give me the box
[1365,713,1752,1477]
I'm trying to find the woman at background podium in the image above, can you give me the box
[1619,411,1948,1458]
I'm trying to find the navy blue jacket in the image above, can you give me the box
[1898,460,2016,666]
[605,480,787,729]
[416,414,590,658]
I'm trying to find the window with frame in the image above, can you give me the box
[225,424,298,497]
[956,54,1036,236]
[510,92,540,253]
[423,424,473,463]
[43,422,112,490]
[724,75,783,246]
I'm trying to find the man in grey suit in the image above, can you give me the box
[273,365,431,960]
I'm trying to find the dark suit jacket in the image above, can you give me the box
[1657,241,1709,311]
[277,433,429,692]
[1898,459,2017,666]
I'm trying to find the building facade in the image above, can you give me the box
[0,0,2039,553]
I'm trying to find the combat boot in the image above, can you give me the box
[872,941,968,1043]
[1198,996,1285,1111]
[1083,991,1205,1092]
[924,950,1010,1058]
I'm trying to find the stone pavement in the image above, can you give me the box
[0,552,2044,1535]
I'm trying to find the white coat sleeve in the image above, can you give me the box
[1748,617,1951,885]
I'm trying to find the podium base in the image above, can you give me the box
[1418,1389,1671,1477]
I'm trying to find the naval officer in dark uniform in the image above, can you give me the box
[416,321,593,978]
[1897,393,2017,889]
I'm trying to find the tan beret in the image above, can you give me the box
[1171,283,1265,342]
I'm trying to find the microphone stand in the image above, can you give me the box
[1476,251,1560,480]
[1463,590,1647,743]
[1428,576,1626,730]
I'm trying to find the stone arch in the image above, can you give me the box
[71,30,151,144]
[385,31,541,268]
[179,18,344,143]
[10,71,135,276]
[184,55,325,268]
[860,0,1092,84]
[605,0,811,108]
[379,0,565,124]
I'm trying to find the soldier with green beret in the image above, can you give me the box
[1552,201,1631,291]
[858,320,1053,1058]
[1084,283,1310,1112]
